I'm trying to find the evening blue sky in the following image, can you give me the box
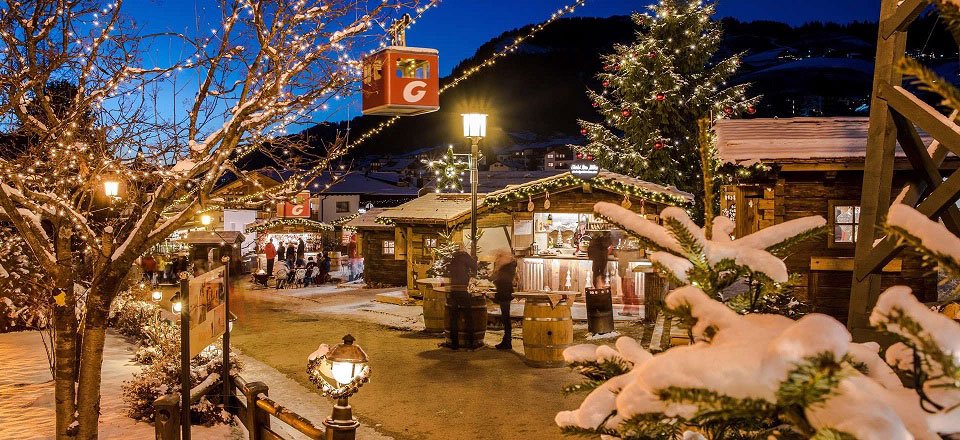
[124,0,879,123]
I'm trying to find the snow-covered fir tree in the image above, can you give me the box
[594,202,824,317]
[576,0,758,219]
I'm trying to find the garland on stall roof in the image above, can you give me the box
[373,217,396,226]
[244,217,334,234]
[482,175,692,209]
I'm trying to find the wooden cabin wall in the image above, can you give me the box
[766,171,935,321]
[360,229,406,286]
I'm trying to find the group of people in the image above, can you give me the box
[262,239,331,289]
[140,253,191,285]
[442,245,518,351]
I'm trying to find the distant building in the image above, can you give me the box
[544,147,575,170]
[488,161,513,172]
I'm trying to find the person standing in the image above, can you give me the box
[444,244,477,350]
[285,241,296,269]
[588,232,611,288]
[491,249,517,350]
[296,238,306,265]
[264,239,277,276]
[616,247,641,316]
[141,254,157,283]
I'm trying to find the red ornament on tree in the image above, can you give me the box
[587,155,594,161]
[592,102,599,108]
[655,93,665,101]
[580,128,588,135]
[747,106,757,114]
[603,64,614,71]
[621,109,631,117]
[603,80,610,88]
[723,106,733,115]
[576,152,584,159]
[648,51,657,58]
[654,141,664,150]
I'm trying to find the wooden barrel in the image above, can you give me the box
[422,285,447,333]
[444,294,487,349]
[585,287,615,334]
[523,298,573,368]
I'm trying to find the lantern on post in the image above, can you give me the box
[307,334,370,440]
[361,14,439,116]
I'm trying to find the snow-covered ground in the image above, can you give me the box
[0,330,233,440]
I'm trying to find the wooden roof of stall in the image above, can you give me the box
[373,170,692,228]
[181,230,245,245]
[714,117,942,169]
[343,208,392,230]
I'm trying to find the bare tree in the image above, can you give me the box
[0,0,422,437]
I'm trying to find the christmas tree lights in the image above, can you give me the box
[575,0,758,221]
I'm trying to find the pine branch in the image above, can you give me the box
[618,412,684,439]
[663,216,704,262]
[932,0,960,46]
[898,57,960,114]
[559,425,621,438]
[765,226,827,258]
[886,224,960,303]
[810,428,858,440]
[776,352,846,408]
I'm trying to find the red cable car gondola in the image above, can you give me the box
[361,14,440,116]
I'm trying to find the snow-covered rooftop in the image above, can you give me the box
[344,208,393,230]
[378,193,482,225]
[714,117,933,165]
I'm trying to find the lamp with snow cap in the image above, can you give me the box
[307,334,369,440]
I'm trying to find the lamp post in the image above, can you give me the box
[103,179,120,198]
[461,113,487,258]
[307,334,370,440]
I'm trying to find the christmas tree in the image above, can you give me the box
[576,0,757,220]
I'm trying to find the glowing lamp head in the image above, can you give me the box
[307,334,370,398]
[151,290,163,302]
[103,180,120,198]
[200,214,212,226]
[461,113,487,138]
[170,292,183,314]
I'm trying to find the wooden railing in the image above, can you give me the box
[155,373,328,440]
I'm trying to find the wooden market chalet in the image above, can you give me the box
[349,169,693,308]
[715,117,947,321]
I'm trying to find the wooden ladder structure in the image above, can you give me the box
[848,0,960,337]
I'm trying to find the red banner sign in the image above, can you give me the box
[276,192,312,218]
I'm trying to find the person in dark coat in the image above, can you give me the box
[443,244,478,350]
[588,232,612,288]
[285,242,296,269]
[491,249,518,350]
[296,238,306,263]
[318,254,331,284]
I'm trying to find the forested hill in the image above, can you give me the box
[297,13,955,156]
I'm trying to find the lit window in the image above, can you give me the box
[396,58,429,79]
[548,163,554,167]
[547,154,554,158]
[424,237,438,249]
[382,240,395,255]
[336,201,350,213]
[833,205,860,243]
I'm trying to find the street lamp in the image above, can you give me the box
[462,113,487,258]
[200,214,212,227]
[307,334,370,440]
[103,179,120,198]
[151,290,163,302]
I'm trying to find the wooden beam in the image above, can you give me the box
[880,0,928,39]
[881,84,960,157]
[891,111,960,234]
[855,167,960,279]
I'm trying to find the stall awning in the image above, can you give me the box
[243,217,333,234]
[182,230,245,245]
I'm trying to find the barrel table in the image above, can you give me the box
[420,279,449,333]
[435,286,488,348]
[584,287,615,334]
[515,292,578,368]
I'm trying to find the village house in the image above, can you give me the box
[714,117,947,321]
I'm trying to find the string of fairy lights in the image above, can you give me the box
[428,146,470,193]
[224,0,590,206]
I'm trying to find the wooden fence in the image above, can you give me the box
[155,372,328,440]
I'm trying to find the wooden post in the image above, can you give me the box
[154,394,180,440]
[848,0,908,336]
[222,256,232,408]
[242,382,270,440]
[179,272,192,440]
